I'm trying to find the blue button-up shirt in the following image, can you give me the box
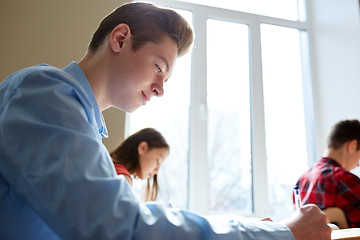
[0,62,294,239]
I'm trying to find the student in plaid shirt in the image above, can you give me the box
[296,119,360,228]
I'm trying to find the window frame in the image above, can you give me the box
[127,0,316,217]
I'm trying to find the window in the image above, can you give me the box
[178,0,303,21]
[207,20,252,214]
[127,0,315,220]
[261,24,312,219]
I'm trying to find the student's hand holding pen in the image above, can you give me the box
[282,204,331,240]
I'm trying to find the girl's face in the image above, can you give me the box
[136,141,168,180]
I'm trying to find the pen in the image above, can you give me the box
[294,186,301,209]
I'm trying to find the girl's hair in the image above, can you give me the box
[327,119,360,150]
[110,128,169,201]
[89,2,194,57]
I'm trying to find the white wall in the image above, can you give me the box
[310,0,360,157]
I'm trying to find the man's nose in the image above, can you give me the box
[151,83,164,97]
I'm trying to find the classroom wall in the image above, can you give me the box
[0,0,130,151]
[309,0,360,158]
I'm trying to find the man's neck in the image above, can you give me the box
[326,148,347,170]
[78,50,110,112]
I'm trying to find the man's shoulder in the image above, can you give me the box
[3,64,65,86]
[21,64,67,80]
[10,63,59,76]
[4,63,83,92]
[335,169,360,183]
[298,159,342,183]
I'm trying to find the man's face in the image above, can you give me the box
[345,140,360,171]
[350,148,360,170]
[108,35,178,112]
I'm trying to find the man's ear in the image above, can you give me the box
[109,23,131,53]
[347,140,358,153]
[138,141,148,156]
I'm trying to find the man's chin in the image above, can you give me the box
[127,104,143,113]
[112,105,139,113]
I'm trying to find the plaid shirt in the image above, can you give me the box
[296,157,360,227]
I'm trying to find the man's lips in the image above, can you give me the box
[142,91,150,105]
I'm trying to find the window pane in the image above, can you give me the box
[175,0,303,21]
[261,24,309,220]
[128,10,192,209]
[207,19,252,214]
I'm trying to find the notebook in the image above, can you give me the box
[332,228,360,240]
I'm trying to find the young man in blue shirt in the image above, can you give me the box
[0,2,330,239]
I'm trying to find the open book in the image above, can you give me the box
[331,228,360,240]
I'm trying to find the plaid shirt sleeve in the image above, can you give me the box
[335,170,360,227]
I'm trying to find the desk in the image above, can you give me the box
[332,228,360,240]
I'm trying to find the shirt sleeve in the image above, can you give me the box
[336,171,360,227]
[0,70,295,240]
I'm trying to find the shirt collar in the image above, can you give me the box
[62,61,108,138]
[321,157,341,167]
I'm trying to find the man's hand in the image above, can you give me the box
[282,204,332,240]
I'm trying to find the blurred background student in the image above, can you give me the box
[110,128,169,202]
[295,119,360,228]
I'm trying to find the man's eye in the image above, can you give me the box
[156,65,162,73]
